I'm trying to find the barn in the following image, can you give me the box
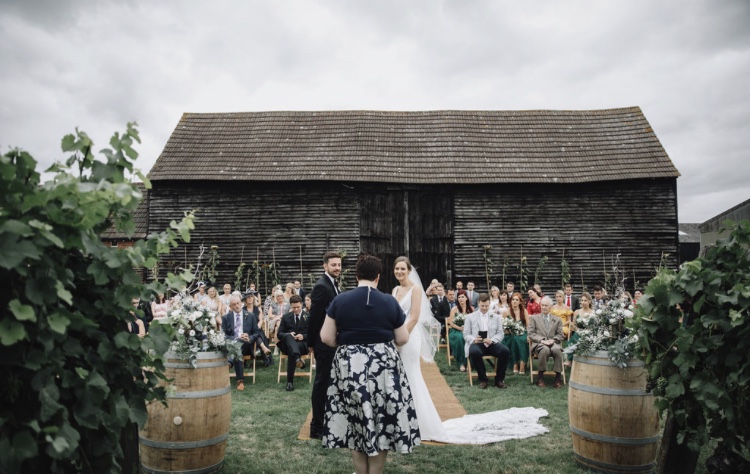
[146,107,680,294]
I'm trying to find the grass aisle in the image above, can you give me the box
[221,352,580,474]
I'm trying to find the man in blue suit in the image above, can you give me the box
[223,295,267,391]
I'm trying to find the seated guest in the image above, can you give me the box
[283,282,296,303]
[528,296,564,388]
[429,283,450,336]
[223,295,267,391]
[193,281,208,305]
[463,293,510,389]
[243,292,273,366]
[592,284,607,309]
[551,289,574,339]
[267,290,288,339]
[276,295,309,391]
[303,294,312,317]
[294,279,307,301]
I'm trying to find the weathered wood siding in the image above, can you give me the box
[358,186,453,291]
[148,182,359,294]
[453,178,678,294]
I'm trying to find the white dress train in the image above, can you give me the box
[395,284,549,444]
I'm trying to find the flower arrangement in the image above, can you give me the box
[565,296,639,368]
[510,319,527,336]
[453,313,466,327]
[165,293,242,367]
[502,316,515,334]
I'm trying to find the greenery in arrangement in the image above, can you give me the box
[635,221,750,468]
[482,244,493,291]
[565,297,639,368]
[0,124,195,473]
[502,316,527,336]
[196,244,220,285]
[164,294,242,366]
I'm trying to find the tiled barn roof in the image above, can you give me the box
[148,107,679,184]
[101,182,148,239]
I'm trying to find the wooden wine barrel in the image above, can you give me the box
[568,351,660,474]
[140,351,231,474]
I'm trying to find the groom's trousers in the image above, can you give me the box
[469,342,510,383]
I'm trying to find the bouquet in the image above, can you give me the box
[565,296,639,368]
[453,313,466,327]
[511,319,527,336]
[165,293,242,367]
[502,317,515,334]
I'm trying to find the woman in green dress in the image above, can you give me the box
[566,292,593,366]
[503,291,529,375]
[447,290,473,372]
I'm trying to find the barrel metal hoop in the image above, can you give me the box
[167,385,230,399]
[569,380,651,396]
[570,425,661,445]
[573,355,645,367]
[164,361,228,369]
[141,459,224,474]
[574,452,655,473]
[139,432,228,450]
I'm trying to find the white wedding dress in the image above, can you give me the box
[394,273,549,444]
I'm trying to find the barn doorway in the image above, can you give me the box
[360,189,453,292]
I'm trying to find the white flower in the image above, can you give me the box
[630,335,639,343]
[596,309,602,315]
[189,329,196,337]
[624,310,634,318]
[209,329,215,335]
[170,310,181,318]
[190,311,202,321]
[609,318,617,324]
[603,330,610,337]
[178,328,185,335]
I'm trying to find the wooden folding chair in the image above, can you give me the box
[528,339,567,385]
[277,352,315,384]
[467,355,498,386]
[228,355,256,384]
[446,325,453,366]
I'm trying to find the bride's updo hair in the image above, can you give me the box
[393,256,412,271]
[356,253,382,281]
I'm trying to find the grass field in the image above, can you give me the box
[218,351,710,474]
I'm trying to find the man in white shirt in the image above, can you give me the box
[463,294,510,389]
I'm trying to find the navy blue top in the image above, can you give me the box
[326,285,406,345]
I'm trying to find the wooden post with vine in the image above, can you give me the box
[483,244,493,292]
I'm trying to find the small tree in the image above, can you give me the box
[0,124,195,473]
[636,221,750,473]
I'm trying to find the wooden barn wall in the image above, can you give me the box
[358,186,453,292]
[453,178,678,294]
[148,181,360,294]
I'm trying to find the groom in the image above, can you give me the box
[463,293,510,389]
[307,251,342,439]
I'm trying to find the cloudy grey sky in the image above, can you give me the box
[2,0,748,223]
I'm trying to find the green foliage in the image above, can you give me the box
[560,250,571,288]
[482,244,493,291]
[0,124,195,473]
[196,245,220,285]
[533,255,548,286]
[635,221,750,459]
[501,255,510,288]
[516,246,529,292]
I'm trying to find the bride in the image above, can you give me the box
[392,256,549,444]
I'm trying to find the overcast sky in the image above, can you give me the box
[2,0,748,223]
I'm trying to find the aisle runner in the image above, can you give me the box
[297,360,465,441]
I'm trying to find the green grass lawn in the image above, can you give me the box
[219,353,711,474]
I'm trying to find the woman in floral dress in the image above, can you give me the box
[320,253,419,474]
[504,291,529,375]
[526,287,542,317]
[447,290,473,372]
[567,292,593,366]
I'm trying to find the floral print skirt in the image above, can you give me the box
[323,342,420,456]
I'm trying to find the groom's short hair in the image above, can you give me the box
[478,293,491,303]
[323,251,341,264]
[355,253,382,281]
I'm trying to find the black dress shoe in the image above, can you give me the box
[479,381,488,389]
[264,354,272,367]
[286,382,295,391]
